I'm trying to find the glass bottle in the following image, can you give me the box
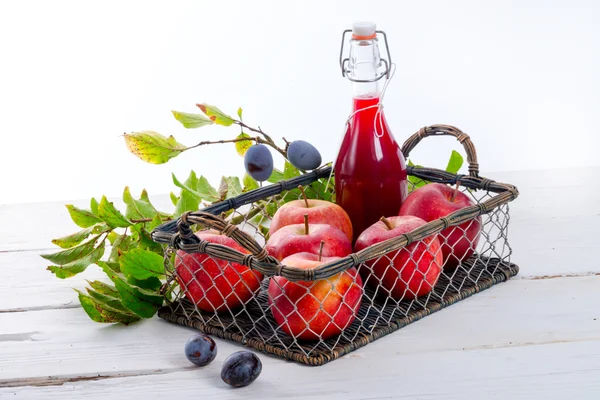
[335,22,408,243]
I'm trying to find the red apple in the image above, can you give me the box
[175,230,263,313]
[270,196,353,241]
[265,217,352,261]
[399,183,482,269]
[355,216,443,300]
[268,252,363,341]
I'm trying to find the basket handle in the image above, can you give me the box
[176,211,274,263]
[401,125,479,177]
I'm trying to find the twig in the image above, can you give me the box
[234,120,287,158]
[185,136,261,151]
[236,121,274,142]
[230,204,265,225]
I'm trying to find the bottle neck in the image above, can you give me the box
[347,38,384,99]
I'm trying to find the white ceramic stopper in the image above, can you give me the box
[352,21,376,37]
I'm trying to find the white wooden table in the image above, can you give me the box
[1,167,599,399]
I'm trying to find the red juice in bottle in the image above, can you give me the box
[335,22,408,242]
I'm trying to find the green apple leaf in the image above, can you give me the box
[235,133,252,156]
[170,192,179,206]
[196,104,234,126]
[171,110,214,129]
[114,275,163,318]
[124,131,186,164]
[174,189,200,217]
[92,223,111,234]
[309,178,334,202]
[281,188,303,205]
[196,176,220,202]
[173,172,220,204]
[237,107,243,120]
[148,214,164,232]
[127,275,162,291]
[47,241,105,279]
[90,198,99,216]
[108,233,133,264]
[51,226,96,249]
[243,173,259,192]
[258,224,270,238]
[85,288,134,316]
[140,189,151,202]
[220,176,242,199]
[267,168,285,183]
[407,159,429,189]
[123,187,157,220]
[101,264,163,318]
[42,236,101,265]
[107,231,120,245]
[172,172,199,198]
[119,248,165,280]
[98,196,132,228]
[284,161,301,179]
[445,150,464,174]
[77,291,140,325]
[87,280,119,297]
[76,291,114,323]
[66,205,101,228]
[86,287,119,304]
[265,202,278,218]
[97,261,121,275]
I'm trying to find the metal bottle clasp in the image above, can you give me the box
[339,29,392,83]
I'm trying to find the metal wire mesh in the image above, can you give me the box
[158,176,517,364]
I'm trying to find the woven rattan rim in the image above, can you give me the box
[152,125,519,282]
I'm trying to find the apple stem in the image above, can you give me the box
[380,216,393,230]
[304,214,309,235]
[450,181,460,202]
[297,185,310,208]
[318,240,325,262]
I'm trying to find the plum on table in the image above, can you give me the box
[221,351,262,388]
[184,333,217,366]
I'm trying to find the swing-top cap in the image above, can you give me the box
[352,21,377,40]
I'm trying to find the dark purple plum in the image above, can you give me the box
[220,351,262,388]
[184,334,217,366]
[287,140,322,170]
[244,144,274,182]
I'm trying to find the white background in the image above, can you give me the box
[0,0,598,206]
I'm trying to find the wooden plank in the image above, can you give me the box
[1,338,598,399]
[0,251,108,312]
[1,276,598,383]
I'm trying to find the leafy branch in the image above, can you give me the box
[44,102,332,325]
[185,134,285,158]
[125,104,288,165]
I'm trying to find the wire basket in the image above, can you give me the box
[152,125,520,366]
